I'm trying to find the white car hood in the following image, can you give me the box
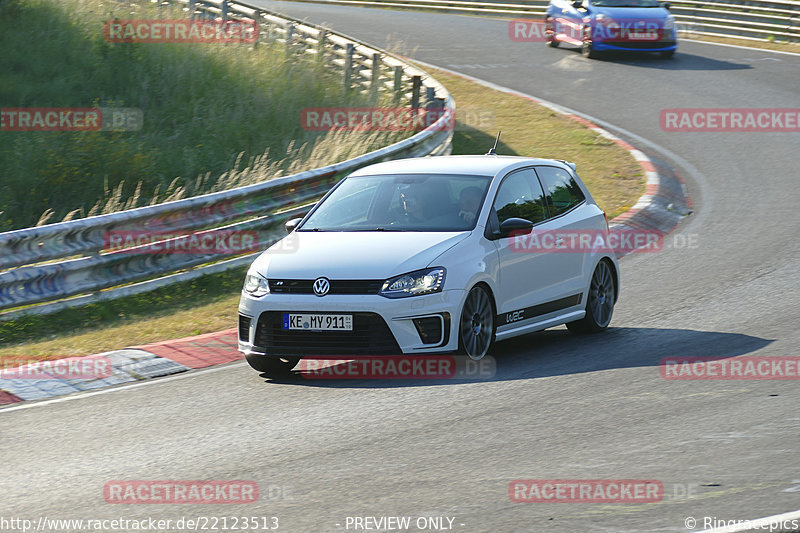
[251,230,469,279]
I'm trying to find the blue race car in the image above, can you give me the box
[545,0,677,58]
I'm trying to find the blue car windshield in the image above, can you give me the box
[591,0,663,6]
[299,173,492,232]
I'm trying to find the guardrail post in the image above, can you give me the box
[253,18,261,49]
[344,43,354,90]
[285,22,294,54]
[317,30,327,62]
[251,19,259,48]
[411,75,422,109]
[189,0,196,20]
[262,18,272,41]
[424,87,443,129]
[370,53,381,94]
[393,66,403,102]
[221,0,228,22]
[425,86,436,107]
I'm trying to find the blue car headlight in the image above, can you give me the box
[243,272,269,297]
[664,14,675,30]
[380,267,446,298]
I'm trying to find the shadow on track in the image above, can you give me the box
[257,327,773,388]
[556,47,753,70]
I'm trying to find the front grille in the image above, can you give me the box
[269,279,383,295]
[254,311,401,356]
[413,317,443,345]
[238,314,252,342]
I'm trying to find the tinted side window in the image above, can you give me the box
[535,166,585,217]
[492,169,547,225]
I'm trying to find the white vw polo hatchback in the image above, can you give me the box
[238,155,619,375]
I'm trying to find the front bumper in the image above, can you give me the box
[593,35,677,52]
[238,289,466,357]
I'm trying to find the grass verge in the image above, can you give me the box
[0,66,645,360]
[429,66,643,220]
[678,34,800,53]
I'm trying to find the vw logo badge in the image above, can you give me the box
[313,277,330,296]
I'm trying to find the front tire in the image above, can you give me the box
[246,354,300,376]
[545,18,559,47]
[582,27,599,58]
[567,260,616,334]
[458,285,495,361]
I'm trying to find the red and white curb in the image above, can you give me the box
[0,329,240,406]
[0,66,692,407]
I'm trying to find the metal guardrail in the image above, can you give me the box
[0,0,454,320]
[286,0,800,43]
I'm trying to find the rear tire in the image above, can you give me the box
[660,49,675,59]
[567,260,616,334]
[246,354,300,376]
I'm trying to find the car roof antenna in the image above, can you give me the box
[486,131,501,155]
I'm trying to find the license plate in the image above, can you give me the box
[628,31,659,40]
[282,313,353,331]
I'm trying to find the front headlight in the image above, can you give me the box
[380,267,446,299]
[595,13,613,23]
[243,272,269,297]
[664,14,675,30]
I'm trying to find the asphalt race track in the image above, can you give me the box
[2,3,799,532]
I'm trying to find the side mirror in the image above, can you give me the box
[284,217,303,233]
[572,0,584,9]
[662,1,671,9]
[499,217,535,237]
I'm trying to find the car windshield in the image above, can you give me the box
[299,173,492,232]
[591,0,663,6]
